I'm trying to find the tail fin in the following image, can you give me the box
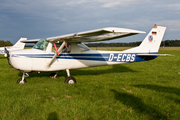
[125,25,166,53]
[12,37,27,49]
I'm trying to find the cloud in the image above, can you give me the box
[65,0,89,6]
[156,20,180,31]
[166,4,180,10]
[0,0,180,43]
[99,0,142,8]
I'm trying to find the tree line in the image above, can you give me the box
[86,40,180,47]
[1,39,180,47]
[0,40,13,47]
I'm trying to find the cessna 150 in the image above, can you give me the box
[6,25,170,84]
[1,37,27,57]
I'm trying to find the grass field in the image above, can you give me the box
[0,48,180,119]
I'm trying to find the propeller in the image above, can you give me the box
[47,41,66,68]
[4,46,9,57]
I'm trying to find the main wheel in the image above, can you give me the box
[64,76,76,84]
[49,73,59,78]
[17,78,27,84]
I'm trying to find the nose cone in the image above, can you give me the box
[4,47,9,58]
[4,53,7,57]
[7,51,15,68]
[6,50,23,70]
[7,51,25,70]
[6,49,35,72]
[5,48,12,66]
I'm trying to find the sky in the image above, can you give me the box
[0,0,180,44]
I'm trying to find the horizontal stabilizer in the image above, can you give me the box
[137,53,173,61]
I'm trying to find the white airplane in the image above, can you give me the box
[0,37,27,57]
[6,25,170,84]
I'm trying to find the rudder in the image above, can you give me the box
[125,25,166,53]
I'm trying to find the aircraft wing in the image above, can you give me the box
[46,27,146,43]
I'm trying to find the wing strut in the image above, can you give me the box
[53,43,59,56]
[47,41,66,68]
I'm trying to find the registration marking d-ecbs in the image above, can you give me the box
[108,53,135,62]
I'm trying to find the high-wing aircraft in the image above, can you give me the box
[6,25,170,84]
[0,37,27,57]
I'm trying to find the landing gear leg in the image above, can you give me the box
[17,72,28,84]
[64,69,76,84]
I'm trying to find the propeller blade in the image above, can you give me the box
[4,47,9,57]
[47,41,66,67]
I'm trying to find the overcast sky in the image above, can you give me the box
[0,0,180,44]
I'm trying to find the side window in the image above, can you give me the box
[77,44,91,52]
[62,44,71,53]
[52,43,71,53]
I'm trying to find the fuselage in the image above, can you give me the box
[8,48,150,72]
[7,38,159,72]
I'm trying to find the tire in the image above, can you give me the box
[49,73,59,78]
[64,76,76,84]
[17,78,27,84]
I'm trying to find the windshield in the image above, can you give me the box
[77,44,91,52]
[32,39,49,51]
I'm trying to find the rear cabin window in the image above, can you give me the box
[77,44,91,52]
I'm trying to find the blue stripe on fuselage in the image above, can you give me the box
[12,52,158,62]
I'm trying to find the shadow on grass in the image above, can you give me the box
[133,84,180,104]
[111,89,167,119]
[18,64,137,78]
[72,64,136,76]
[133,84,180,96]
[47,112,59,120]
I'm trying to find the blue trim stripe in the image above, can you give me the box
[12,52,158,62]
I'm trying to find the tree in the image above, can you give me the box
[0,40,13,47]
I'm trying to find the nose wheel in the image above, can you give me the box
[17,72,29,84]
[17,78,27,84]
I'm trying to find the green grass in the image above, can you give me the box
[0,49,180,119]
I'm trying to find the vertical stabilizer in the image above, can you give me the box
[125,25,166,53]
[12,37,27,49]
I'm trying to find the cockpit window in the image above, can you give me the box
[77,44,91,52]
[32,39,49,51]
